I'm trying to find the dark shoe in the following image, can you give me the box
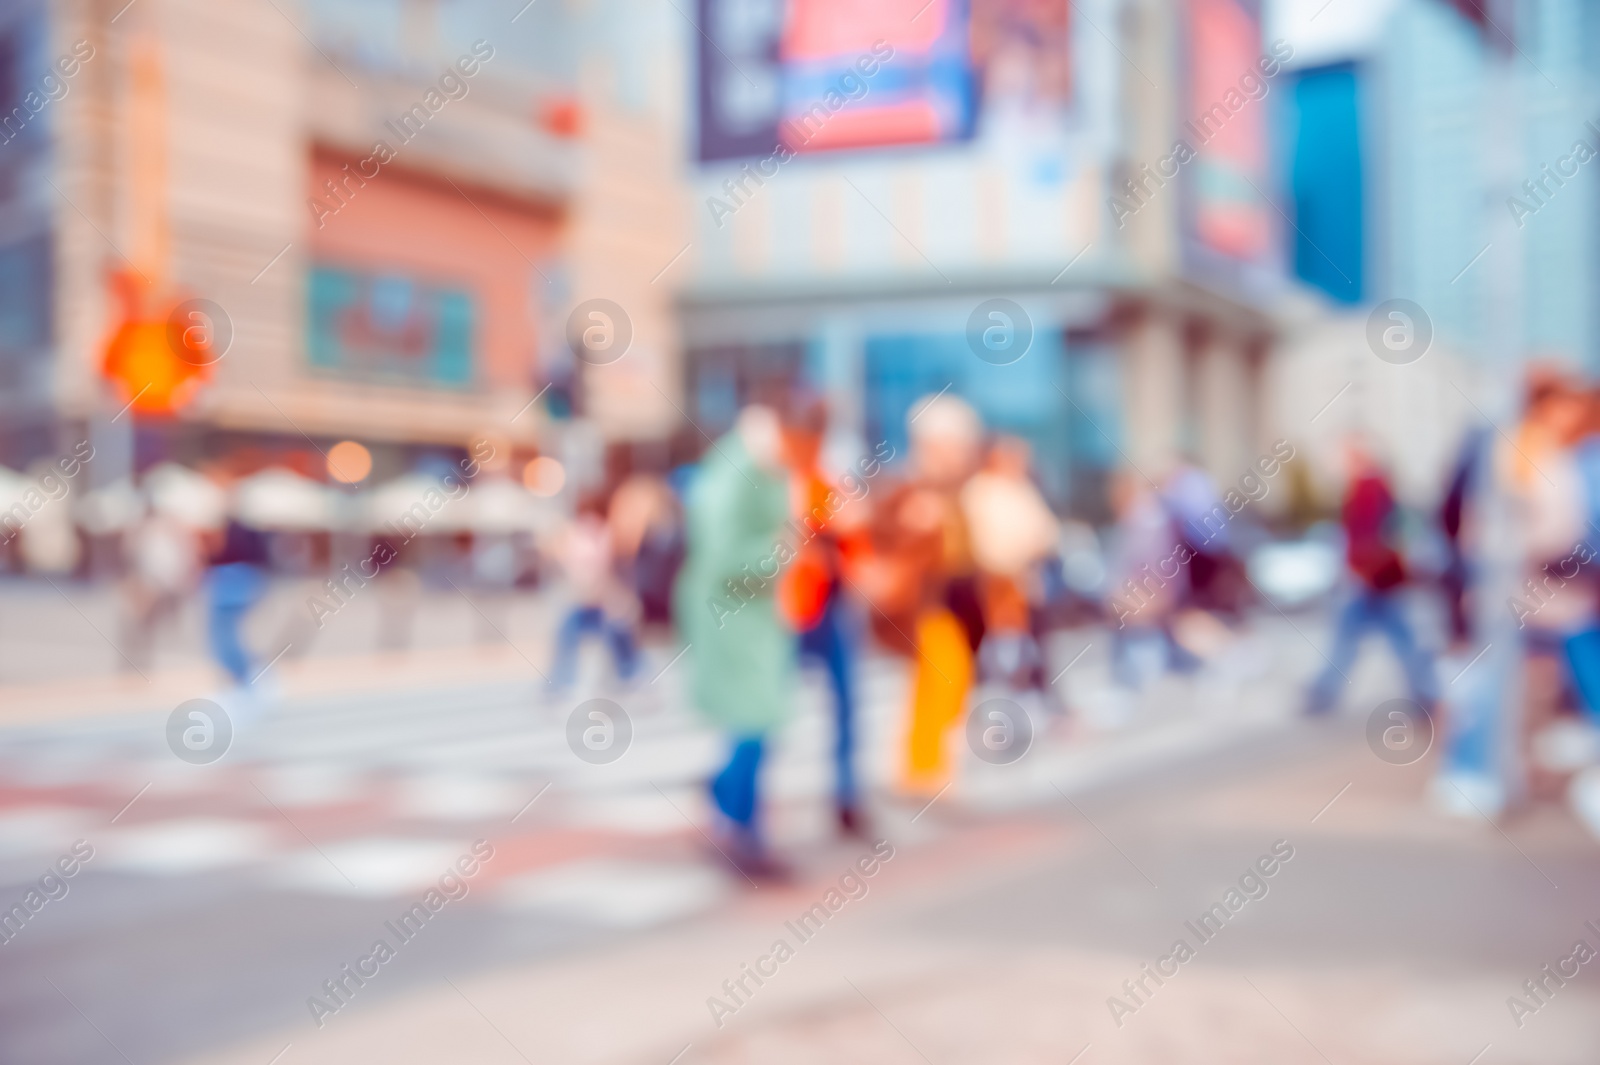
[728,840,792,884]
[837,804,869,839]
[722,825,793,884]
[732,849,793,884]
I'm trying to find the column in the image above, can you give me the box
[812,315,866,467]
[1120,306,1183,478]
[1195,329,1252,483]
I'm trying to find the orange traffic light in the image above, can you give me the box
[100,270,219,416]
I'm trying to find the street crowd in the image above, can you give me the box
[14,368,1600,880]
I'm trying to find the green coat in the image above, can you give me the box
[673,430,795,735]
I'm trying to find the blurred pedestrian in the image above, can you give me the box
[1306,439,1436,715]
[1105,470,1191,687]
[859,394,982,799]
[205,514,270,690]
[1501,371,1589,798]
[674,405,794,879]
[1162,455,1247,619]
[608,472,683,630]
[548,491,638,691]
[121,505,200,671]
[962,435,1058,708]
[1563,389,1600,720]
[778,393,869,836]
[1438,426,1491,651]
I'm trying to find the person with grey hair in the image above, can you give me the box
[856,393,984,798]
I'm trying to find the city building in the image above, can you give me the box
[1268,0,1600,500]
[0,0,689,490]
[680,0,1288,517]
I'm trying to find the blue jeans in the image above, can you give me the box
[207,563,266,686]
[711,737,764,829]
[1309,587,1437,713]
[1111,623,1201,689]
[799,595,857,811]
[549,605,638,688]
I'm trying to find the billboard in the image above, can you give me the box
[696,0,979,160]
[695,0,787,162]
[1184,0,1274,262]
[778,0,974,153]
[308,266,475,387]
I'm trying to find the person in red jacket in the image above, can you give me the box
[777,394,871,836]
[1306,439,1437,715]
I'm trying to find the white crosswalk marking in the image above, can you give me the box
[497,859,728,927]
[100,818,279,875]
[0,629,1309,937]
[268,837,471,897]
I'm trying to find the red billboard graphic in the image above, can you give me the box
[777,0,976,153]
[1186,0,1272,261]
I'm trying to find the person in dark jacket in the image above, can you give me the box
[1307,440,1437,715]
[1438,429,1486,649]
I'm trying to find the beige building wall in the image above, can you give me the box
[1121,308,1184,477]
[54,0,303,426]
[163,0,304,434]
[1194,328,1254,482]
[568,8,691,443]
[1119,0,1180,279]
[55,0,585,451]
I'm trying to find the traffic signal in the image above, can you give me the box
[100,270,218,416]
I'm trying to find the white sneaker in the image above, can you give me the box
[1570,767,1600,842]
[1428,771,1506,820]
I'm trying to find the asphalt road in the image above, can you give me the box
[1,629,1596,1065]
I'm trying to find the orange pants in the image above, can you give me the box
[901,607,974,796]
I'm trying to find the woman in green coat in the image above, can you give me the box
[673,406,796,878]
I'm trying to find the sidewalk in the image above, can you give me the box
[0,576,573,725]
[0,642,551,727]
[0,575,568,696]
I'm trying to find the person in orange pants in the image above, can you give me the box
[902,607,975,795]
[858,394,985,798]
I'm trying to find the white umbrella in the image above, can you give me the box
[76,478,146,535]
[460,477,547,534]
[0,465,29,511]
[145,463,227,529]
[234,467,339,531]
[18,459,78,573]
[365,472,454,536]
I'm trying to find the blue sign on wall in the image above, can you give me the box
[308,266,475,387]
[1285,63,1364,304]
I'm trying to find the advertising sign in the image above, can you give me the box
[1185,0,1273,262]
[308,266,475,387]
[697,0,982,159]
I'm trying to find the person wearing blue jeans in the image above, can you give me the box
[206,519,271,687]
[1309,444,1437,716]
[799,593,860,832]
[208,563,267,684]
[549,605,638,689]
[1308,589,1438,714]
[710,736,764,840]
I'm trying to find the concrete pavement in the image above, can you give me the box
[5,584,1589,1064]
[176,724,1600,1065]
